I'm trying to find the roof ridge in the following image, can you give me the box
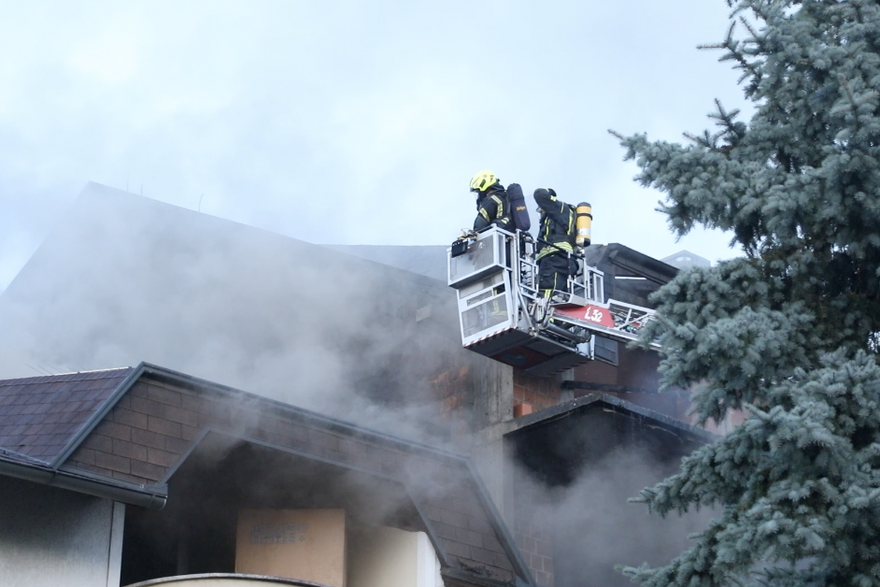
[0,365,134,385]
[42,366,133,377]
[0,366,133,385]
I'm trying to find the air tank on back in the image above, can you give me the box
[575,202,592,247]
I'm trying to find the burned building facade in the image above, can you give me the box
[0,183,714,587]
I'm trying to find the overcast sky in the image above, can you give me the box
[0,1,750,292]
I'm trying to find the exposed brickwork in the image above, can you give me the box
[431,364,471,417]
[62,374,520,585]
[513,370,562,413]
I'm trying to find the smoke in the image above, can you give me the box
[1,183,499,584]
[0,183,472,444]
[519,445,712,587]
[0,182,728,587]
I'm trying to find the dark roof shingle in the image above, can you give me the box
[0,367,132,463]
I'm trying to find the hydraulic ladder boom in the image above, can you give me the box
[447,226,659,376]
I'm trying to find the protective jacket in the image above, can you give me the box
[474,184,513,232]
[534,188,575,261]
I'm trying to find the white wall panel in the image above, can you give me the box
[0,476,118,587]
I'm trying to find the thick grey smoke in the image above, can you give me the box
[521,446,711,587]
[0,183,485,443]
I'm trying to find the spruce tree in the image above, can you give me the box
[613,1,880,585]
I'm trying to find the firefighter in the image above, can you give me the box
[534,188,576,318]
[469,170,513,232]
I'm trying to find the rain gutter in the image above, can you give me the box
[0,454,167,510]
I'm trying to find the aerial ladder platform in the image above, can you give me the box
[447,226,660,377]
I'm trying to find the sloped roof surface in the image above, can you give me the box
[584,243,678,306]
[0,367,133,463]
[0,363,532,586]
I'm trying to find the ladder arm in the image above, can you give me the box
[550,299,660,349]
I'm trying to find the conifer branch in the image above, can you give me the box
[749,2,770,23]
[683,130,717,149]
[838,74,859,112]
[849,0,865,24]
[704,22,762,86]
[739,16,761,43]
[745,403,771,422]
[651,313,674,330]
[698,23,735,52]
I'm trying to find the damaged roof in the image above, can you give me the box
[0,363,534,587]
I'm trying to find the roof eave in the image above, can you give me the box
[504,392,717,444]
[442,567,535,587]
[0,455,167,510]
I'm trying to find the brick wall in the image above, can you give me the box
[513,370,561,415]
[431,364,472,417]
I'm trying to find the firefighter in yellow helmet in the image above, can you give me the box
[469,170,513,232]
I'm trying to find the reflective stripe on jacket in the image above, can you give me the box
[474,184,513,231]
[534,188,575,261]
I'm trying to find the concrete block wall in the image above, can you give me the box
[512,479,554,587]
